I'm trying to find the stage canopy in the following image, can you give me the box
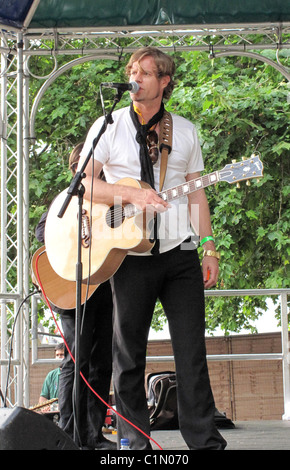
[1,0,290,31]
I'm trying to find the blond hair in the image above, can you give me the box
[125,47,176,100]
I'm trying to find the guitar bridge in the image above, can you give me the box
[81,209,91,248]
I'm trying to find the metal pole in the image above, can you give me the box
[16,32,24,406]
[22,37,31,408]
[281,292,290,420]
[0,36,8,403]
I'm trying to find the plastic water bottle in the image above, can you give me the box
[120,438,131,450]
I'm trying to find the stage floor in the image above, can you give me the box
[145,420,290,451]
[108,420,290,450]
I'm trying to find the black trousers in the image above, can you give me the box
[110,247,227,450]
[58,281,113,448]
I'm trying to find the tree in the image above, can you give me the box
[168,50,289,333]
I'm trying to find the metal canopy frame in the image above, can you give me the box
[0,13,289,415]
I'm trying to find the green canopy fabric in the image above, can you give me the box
[1,0,290,31]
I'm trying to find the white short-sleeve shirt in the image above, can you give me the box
[81,106,204,254]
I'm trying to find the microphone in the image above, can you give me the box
[101,81,139,93]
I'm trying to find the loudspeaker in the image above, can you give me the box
[0,407,79,450]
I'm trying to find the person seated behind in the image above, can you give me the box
[38,342,65,410]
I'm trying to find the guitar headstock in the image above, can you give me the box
[219,154,264,186]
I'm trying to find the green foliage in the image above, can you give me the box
[28,48,289,335]
[151,300,167,332]
[167,51,289,334]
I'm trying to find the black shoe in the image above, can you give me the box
[95,437,117,450]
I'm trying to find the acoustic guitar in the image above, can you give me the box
[33,155,263,309]
[32,246,98,310]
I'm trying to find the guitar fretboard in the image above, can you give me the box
[124,171,220,218]
[158,171,220,202]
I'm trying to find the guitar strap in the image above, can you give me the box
[158,111,172,191]
[150,111,172,255]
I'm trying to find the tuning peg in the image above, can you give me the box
[256,179,260,183]
[246,180,251,186]
[232,159,237,163]
[242,156,247,161]
[236,182,240,188]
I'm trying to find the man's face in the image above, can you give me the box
[55,349,64,360]
[129,56,170,104]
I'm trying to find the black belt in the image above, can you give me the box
[166,236,198,254]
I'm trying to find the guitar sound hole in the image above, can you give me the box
[106,205,125,228]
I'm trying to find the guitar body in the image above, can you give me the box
[31,246,98,310]
[44,178,155,285]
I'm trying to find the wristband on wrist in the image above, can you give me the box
[200,236,214,246]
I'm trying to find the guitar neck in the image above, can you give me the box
[158,171,220,202]
[124,172,220,218]
[123,154,263,217]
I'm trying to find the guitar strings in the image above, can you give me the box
[103,173,218,229]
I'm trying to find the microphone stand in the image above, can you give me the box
[57,87,125,447]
